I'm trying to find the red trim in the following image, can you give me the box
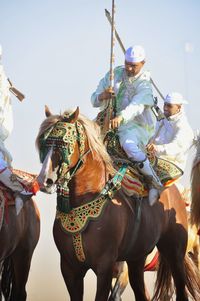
[125,177,141,187]
[144,251,159,271]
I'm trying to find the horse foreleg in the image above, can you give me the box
[95,264,113,301]
[127,257,150,301]
[60,256,87,301]
[10,250,34,301]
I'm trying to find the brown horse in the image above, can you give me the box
[0,188,40,300]
[110,214,200,300]
[191,134,200,230]
[36,107,200,301]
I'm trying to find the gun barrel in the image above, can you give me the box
[105,8,165,101]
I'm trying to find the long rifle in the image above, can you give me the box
[105,9,165,101]
[105,8,169,144]
[102,0,116,136]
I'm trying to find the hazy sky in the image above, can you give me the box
[1,1,200,300]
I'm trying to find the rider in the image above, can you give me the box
[0,45,32,206]
[147,92,194,172]
[91,45,163,206]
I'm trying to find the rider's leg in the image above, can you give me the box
[121,138,163,206]
[0,154,33,198]
[0,167,32,195]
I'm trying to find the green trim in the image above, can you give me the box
[56,164,128,231]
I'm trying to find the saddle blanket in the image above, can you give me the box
[0,169,39,229]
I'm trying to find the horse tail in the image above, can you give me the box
[1,257,13,301]
[183,254,200,300]
[152,254,173,300]
[153,253,200,300]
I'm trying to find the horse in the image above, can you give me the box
[191,134,200,230]
[0,176,40,300]
[36,106,200,301]
[110,214,200,301]
[110,186,200,300]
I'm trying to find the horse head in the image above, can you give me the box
[36,106,87,194]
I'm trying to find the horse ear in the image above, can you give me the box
[45,105,52,117]
[63,107,79,123]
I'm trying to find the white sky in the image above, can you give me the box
[1,1,200,300]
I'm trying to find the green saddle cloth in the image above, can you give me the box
[105,131,183,185]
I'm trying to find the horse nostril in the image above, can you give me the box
[46,178,54,186]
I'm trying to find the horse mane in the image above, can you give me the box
[190,133,200,227]
[36,110,115,175]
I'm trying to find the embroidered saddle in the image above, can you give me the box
[104,131,183,197]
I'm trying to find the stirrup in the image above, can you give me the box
[148,187,160,206]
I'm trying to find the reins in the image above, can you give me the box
[59,148,91,184]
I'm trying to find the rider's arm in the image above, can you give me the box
[91,71,110,107]
[120,80,154,123]
[155,122,193,157]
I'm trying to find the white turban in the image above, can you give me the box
[125,45,145,63]
[165,92,188,105]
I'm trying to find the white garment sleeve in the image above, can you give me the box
[120,102,145,122]
[91,71,110,107]
[120,80,153,123]
[0,67,10,125]
[155,126,193,156]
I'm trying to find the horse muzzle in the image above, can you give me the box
[37,176,57,194]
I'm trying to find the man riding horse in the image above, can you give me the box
[0,45,33,211]
[147,91,193,174]
[91,45,163,205]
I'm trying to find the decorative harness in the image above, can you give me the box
[39,119,128,261]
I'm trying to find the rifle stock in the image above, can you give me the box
[9,86,25,102]
[8,78,25,102]
[102,95,116,136]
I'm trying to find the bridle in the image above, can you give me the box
[39,119,90,190]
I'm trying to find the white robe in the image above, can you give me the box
[152,110,193,170]
[91,66,156,161]
[0,64,13,167]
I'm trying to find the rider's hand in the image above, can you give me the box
[110,116,123,129]
[98,88,115,101]
[146,143,157,154]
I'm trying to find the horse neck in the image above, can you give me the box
[68,150,108,207]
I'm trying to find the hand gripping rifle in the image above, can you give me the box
[105,9,165,122]
[7,78,25,102]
